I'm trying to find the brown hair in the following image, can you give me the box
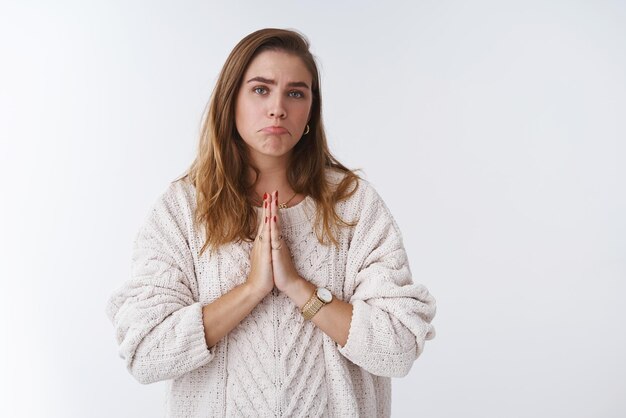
[176,28,360,256]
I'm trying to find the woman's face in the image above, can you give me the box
[235,49,313,164]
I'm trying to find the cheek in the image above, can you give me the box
[235,99,253,130]
[294,102,312,122]
[242,99,264,121]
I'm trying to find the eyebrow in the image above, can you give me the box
[246,76,310,89]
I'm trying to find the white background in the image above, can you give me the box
[1,1,624,417]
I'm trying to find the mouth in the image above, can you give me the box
[261,126,289,135]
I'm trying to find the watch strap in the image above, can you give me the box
[301,289,326,320]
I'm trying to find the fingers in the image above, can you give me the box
[267,190,273,230]
[270,190,283,251]
[254,191,283,252]
[262,192,270,249]
[256,192,272,248]
[256,192,266,238]
[248,192,275,297]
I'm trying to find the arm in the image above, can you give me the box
[106,186,214,384]
[267,189,353,347]
[202,190,284,347]
[201,283,268,348]
[282,277,353,348]
[336,184,437,378]
[106,185,275,384]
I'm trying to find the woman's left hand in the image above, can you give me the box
[267,190,302,292]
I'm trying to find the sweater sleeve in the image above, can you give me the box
[337,183,436,378]
[105,185,214,384]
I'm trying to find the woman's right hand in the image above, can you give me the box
[246,192,274,298]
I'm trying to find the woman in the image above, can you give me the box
[106,28,436,417]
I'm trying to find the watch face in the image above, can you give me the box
[317,288,332,303]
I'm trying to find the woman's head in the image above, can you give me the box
[183,28,359,253]
[235,48,313,164]
[211,28,323,174]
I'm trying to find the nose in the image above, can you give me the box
[267,95,287,119]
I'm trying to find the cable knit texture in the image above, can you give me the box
[105,169,436,417]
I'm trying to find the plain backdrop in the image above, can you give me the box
[1,0,624,417]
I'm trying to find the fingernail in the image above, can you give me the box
[273,216,276,222]
[263,193,267,199]
[276,190,278,198]
[265,217,268,223]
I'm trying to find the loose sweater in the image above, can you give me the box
[105,169,436,417]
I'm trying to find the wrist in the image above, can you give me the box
[243,281,271,302]
[282,276,316,309]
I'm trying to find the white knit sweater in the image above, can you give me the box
[105,169,436,417]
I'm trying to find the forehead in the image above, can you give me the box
[242,50,312,85]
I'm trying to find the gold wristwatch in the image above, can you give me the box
[301,287,333,320]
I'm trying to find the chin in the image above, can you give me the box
[263,150,292,159]
[248,146,291,160]
[262,143,297,156]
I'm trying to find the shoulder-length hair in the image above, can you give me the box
[176,28,360,256]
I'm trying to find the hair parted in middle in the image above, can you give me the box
[178,28,360,256]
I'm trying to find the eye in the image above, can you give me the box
[288,90,305,99]
[253,86,268,95]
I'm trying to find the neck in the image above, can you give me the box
[246,154,295,202]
